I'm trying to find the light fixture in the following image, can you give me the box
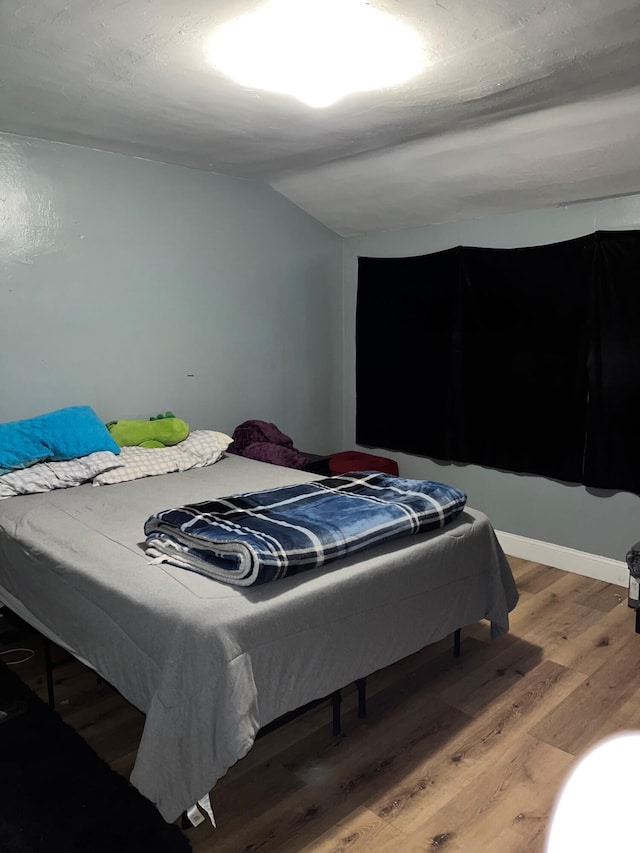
[206,0,426,108]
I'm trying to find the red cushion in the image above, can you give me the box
[329,451,399,477]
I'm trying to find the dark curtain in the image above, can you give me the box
[355,230,640,493]
[457,238,593,482]
[356,249,462,461]
[584,231,640,492]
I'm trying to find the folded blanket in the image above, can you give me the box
[143,471,467,586]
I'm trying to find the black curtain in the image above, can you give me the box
[583,231,640,492]
[356,230,640,494]
[457,238,593,482]
[356,249,463,462]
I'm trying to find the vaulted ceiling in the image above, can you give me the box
[2,0,640,235]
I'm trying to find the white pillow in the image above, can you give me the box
[0,451,123,499]
[92,430,232,486]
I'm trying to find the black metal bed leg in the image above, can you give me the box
[453,628,461,658]
[635,609,640,634]
[355,677,367,719]
[43,636,55,708]
[331,689,342,736]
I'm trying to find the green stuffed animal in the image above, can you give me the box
[106,412,190,448]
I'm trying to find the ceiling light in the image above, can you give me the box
[206,0,426,108]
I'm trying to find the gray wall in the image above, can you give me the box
[343,197,640,560]
[3,128,639,561]
[0,132,343,453]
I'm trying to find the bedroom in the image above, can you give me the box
[1,0,640,850]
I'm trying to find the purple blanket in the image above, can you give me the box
[228,419,309,469]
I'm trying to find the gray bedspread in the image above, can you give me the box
[0,455,518,823]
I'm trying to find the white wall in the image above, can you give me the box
[343,198,640,567]
[0,132,343,453]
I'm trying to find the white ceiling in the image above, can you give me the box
[2,0,640,236]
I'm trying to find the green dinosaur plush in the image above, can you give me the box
[107,414,190,448]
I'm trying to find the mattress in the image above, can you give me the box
[0,454,518,822]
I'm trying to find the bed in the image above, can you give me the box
[0,453,518,823]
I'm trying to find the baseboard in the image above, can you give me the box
[496,531,628,588]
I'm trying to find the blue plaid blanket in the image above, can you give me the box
[143,471,467,586]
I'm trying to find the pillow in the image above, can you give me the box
[0,406,120,474]
[92,430,232,486]
[0,451,124,500]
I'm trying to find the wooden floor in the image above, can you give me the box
[5,557,638,852]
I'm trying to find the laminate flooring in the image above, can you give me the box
[4,557,636,852]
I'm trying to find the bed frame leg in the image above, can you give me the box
[355,677,367,719]
[636,609,640,634]
[43,636,55,708]
[331,690,342,736]
[453,628,461,658]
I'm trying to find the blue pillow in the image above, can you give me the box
[0,406,120,474]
